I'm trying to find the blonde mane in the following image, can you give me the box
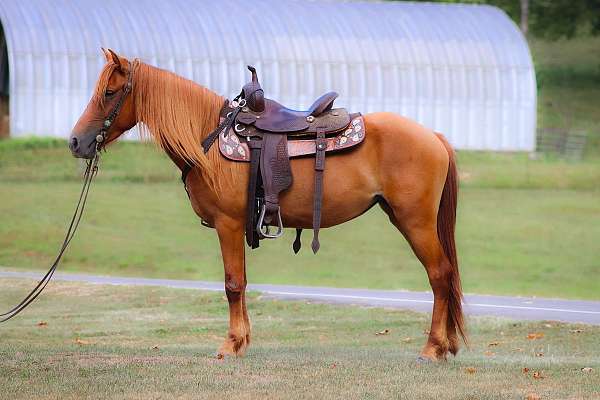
[92,62,119,108]
[92,60,241,192]
[134,61,239,191]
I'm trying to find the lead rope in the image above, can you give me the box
[0,153,100,323]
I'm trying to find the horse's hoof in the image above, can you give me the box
[216,334,248,359]
[215,352,234,360]
[415,355,433,364]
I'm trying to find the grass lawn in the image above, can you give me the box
[2,138,599,190]
[1,140,599,300]
[1,279,598,399]
[531,36,600,156]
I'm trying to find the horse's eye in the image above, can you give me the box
[105,89,116,97]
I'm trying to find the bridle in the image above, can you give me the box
[0,61,135,323]
[95,60,135,152]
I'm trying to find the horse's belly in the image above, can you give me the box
[278,151,379,229]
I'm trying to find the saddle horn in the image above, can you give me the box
[243,65,265,112]
[248,65,258,83]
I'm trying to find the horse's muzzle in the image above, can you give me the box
[69,132,97,159]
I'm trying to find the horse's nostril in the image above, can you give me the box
[69,136,79,151]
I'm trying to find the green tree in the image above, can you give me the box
[405,0,600,39]
[528,0,600,39]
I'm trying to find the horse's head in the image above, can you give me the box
[69,49,136,159]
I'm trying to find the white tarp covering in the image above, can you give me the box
[0,0,536,150]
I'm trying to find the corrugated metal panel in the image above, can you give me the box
[0,0,536,151]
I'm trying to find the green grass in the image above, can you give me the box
[457,151,600,190]
[1,279,598,399]
[0,138,180,183]
[2,138,599,189]
[531,36,600,156]
[1,140,599,300]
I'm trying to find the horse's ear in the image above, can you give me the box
[106,48,124,71]
[101,47,111,62]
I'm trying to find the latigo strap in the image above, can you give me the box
[311,128,327,254]
[246,140,262,249]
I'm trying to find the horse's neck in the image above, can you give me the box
[134,63,224,178]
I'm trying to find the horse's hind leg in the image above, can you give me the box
[215,219,251,357]
[380,199,460,361]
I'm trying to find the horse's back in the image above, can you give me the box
[364,112,448,162]
[363,111,450,182]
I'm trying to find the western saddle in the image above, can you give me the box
[200,66,365,253]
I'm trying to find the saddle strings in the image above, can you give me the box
[0,153,100,323]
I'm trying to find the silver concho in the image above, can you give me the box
[225,145,233,155]
[238,146,246,157]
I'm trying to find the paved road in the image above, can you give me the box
[1,269,599,325]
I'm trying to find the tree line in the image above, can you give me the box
[407,0,600,39]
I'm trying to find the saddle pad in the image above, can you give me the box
[219,115,365,162]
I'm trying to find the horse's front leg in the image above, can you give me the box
[215,218,251,358]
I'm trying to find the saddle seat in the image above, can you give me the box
[251,92,339,133]
[237,66,349,136]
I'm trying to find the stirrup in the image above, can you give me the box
[256,204,284,239]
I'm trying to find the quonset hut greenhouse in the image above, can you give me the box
[0,0,536,151]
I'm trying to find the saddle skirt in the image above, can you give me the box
[219,112,365,162]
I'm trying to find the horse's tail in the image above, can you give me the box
[435,133,467,348]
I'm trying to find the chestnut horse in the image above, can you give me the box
[69,49,466,361]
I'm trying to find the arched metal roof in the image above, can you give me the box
[0,0,536,151]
